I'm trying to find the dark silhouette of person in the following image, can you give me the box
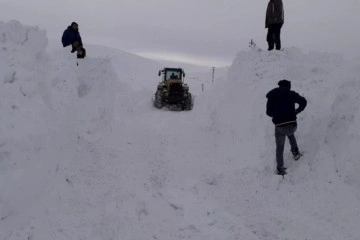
[62,22,83,53]
[170,73,178,79]
[265,0,284,50]
[266,80,307,175]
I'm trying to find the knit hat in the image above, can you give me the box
[278,79,291,89]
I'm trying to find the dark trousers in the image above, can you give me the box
[275,123,298,169]
[267,23,283,50]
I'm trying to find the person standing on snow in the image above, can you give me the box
[265,0,284,51]
[61,22,83,53]
[266,80,307,175]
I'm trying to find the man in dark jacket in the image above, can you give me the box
[265,0,284,50]
[61,22,83,53]
[266,80,307,175]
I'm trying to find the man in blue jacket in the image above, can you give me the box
[266,80,307,175]
[61,22,83,53]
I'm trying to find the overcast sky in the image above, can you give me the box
[2,0,360,66]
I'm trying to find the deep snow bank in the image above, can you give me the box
[0,20,120,239]
[198,47,360,239]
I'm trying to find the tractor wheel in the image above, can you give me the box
[183,93,192,110]
[154,90,163,109]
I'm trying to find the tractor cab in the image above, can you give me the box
[158,68,185,81]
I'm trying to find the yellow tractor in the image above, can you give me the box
[154,68,193,110]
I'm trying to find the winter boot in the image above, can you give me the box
[292,149,302,161]
[277,167,287,175]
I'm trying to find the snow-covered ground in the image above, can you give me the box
[1,20,360,240]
